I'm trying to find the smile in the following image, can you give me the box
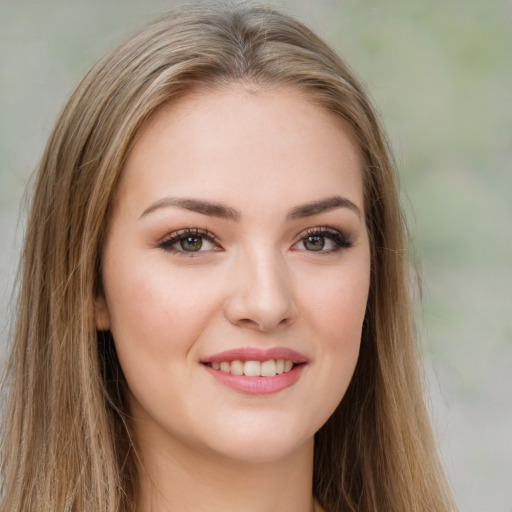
[207,359,295,377]
[201,347,307,395]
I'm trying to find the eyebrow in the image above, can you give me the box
[286,195,362,220]
[141,197,241,220]
[140,195,361,221]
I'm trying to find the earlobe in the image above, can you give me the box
[95,294,111,331]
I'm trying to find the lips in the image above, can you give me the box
[201,347,308,395]
[202,347,307,364]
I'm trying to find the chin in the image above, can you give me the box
[212,437,313,465]
[197,416,316,465]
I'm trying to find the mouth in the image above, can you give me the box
[201,347,307,395]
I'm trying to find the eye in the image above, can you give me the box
[158,228,219,255]
[293,227,353,253]
[302,234,327,251]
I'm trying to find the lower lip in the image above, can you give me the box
[203,364,306,395]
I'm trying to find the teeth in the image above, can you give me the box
[243,360,261,376]
[261,360,276,377]
[231,360,244,375]
[211,359,295,376]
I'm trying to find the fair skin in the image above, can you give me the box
[96,85,370,512]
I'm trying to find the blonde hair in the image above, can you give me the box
[1,3,457,511]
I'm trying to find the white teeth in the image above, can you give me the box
[243,360,261,377]
[261,360,277,377]
[231,360,244,375]
[210,359,295,376]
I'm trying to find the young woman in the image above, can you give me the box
[1,3,457,511]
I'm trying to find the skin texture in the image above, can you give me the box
[96,85,370,512]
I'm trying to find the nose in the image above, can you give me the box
[224,248,298,332]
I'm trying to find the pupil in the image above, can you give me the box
[180,236,202,251]
[305,235,324,251]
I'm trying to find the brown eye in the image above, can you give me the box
[159,229,218,255]
[180,236,203,252]
[303,235,325,251]
[292,228,353,254]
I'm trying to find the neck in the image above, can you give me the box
[134,434,317,512]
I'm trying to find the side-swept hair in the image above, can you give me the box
[1,3,456,511]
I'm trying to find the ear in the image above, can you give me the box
[95,293,111,331]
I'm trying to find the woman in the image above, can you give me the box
[1,3,457,511]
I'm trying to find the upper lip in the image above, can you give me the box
[201,347,308,364]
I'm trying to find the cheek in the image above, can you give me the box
[297,258,370,423]
[303,261,370,346]
[314,277,367,379]
[102,258,219,370]
[102,264,223,424]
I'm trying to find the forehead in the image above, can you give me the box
[114,84,364,217]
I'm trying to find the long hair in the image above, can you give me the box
[1,4,457,511]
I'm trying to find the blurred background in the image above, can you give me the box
[1,0,510,510]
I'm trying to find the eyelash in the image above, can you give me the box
[158,228,220,256]
[294,227,354,253]
[157,226,353,256]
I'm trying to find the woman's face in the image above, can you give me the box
[96,86,370,464]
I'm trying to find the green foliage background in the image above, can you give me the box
[1,1,511,510]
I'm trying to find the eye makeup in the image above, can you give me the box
[293,226,354,253]
[157,224,354,258]
[158,228,221,255]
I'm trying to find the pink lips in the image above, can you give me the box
[202,347,308,364]
[201,347,308,395]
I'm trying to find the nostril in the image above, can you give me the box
[234,315,293,332]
